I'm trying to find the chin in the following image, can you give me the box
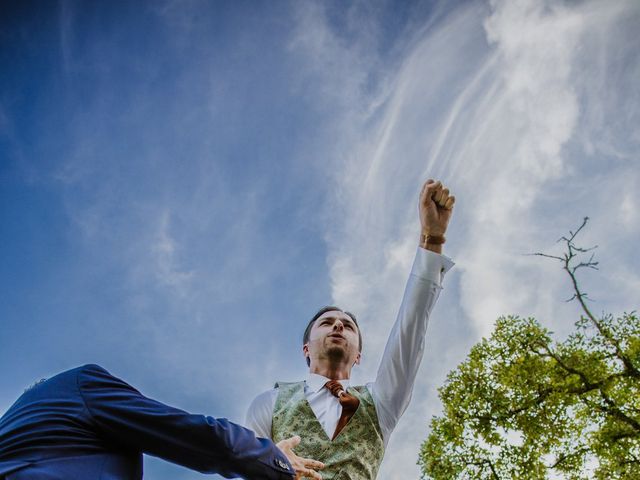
[326,347,348,362]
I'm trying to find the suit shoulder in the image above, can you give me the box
[78,364,110,375]
[49,364,110,382]
[31,364,106,388]
[74,365,120,395]
[75,364,120,383]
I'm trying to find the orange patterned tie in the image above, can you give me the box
[325,380,360,439]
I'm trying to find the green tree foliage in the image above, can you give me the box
[420,219,640,479]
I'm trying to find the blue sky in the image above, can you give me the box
[1,1,639,478]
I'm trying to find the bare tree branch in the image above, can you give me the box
[529,218,640,378]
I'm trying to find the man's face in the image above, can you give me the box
[303,311,361,368]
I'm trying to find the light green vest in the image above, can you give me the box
[272,381,385,480]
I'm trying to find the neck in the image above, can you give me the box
[309,361,352,380]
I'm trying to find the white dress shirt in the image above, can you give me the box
[246,247,454,446]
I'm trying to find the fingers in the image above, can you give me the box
[436,188,452,208]
[444,195,455,210]
[421,180,441,206]
[422,179,435,190]
[296,467,322,480]
[296,454,324,476]
[425,180,441,197]
[301,458,325,471]
[434,187,447,204]
[278,435,301,449]
[423,179,454,210]
[420,179,434,202]
[293,458,323,480]
[288,435,301,448]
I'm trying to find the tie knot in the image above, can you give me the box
[324,380,360,412]
[324,380,345,398]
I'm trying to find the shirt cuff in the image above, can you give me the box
[411,247,455,286]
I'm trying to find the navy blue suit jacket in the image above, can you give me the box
[0,364,293,479]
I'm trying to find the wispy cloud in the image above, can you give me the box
[289,0,640,477]
[3,1,638,479]
[40,0,334,432]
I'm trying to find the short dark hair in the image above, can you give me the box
[303,306,363,367]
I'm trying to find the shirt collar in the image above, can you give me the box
[305,373,351,393]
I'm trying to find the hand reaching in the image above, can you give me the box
[276,435,324,479]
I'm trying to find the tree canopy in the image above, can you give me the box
[420,219,639,479]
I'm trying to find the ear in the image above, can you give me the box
[354,352,361,366]
[302,343,309,360]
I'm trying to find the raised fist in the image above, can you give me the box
[419,179,455,240]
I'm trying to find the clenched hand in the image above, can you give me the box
[419,179,455,253]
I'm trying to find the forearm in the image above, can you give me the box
[374,275,441,404]
[372,249,452,437]
[80,365,292,479]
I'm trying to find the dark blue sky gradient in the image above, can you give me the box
[3,1,638,478]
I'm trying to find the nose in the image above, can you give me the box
[333,320,344,331]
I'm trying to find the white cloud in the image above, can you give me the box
[291,0,640,478]
[9,2,635,479]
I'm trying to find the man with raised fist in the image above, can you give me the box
[247,179,456,479]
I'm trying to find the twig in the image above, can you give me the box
[529,218,639,378]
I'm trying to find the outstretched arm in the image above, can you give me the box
[78,364,294,479]
[371,179,455,442]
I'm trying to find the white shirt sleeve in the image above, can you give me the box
[370,247,454,442]
[245,388,278,439]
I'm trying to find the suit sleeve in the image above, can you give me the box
[77,364,293,479]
